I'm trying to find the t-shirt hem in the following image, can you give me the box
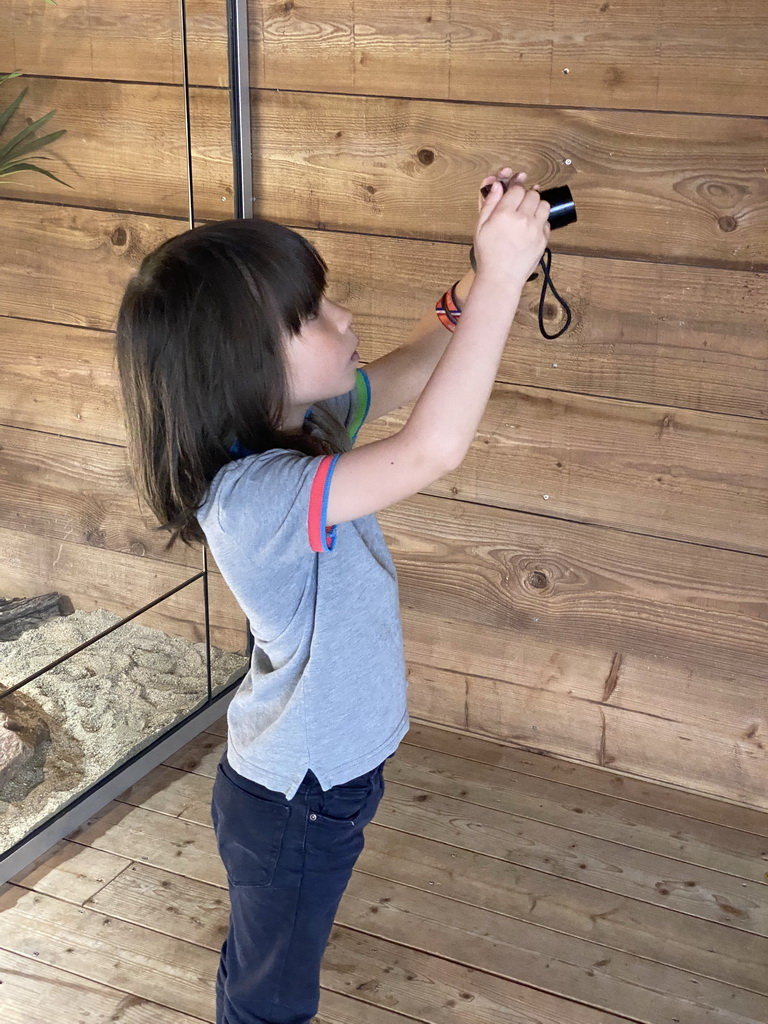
[225,708,410,799]
[312,709,410,792]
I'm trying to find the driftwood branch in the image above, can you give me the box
[0,593,68,642]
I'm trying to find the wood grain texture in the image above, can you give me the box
[361,387,768,554]
[0,84,765,270]
[0,200,180,329]
[1,419,765,681]
[0,0,228,86]
[0,78,233,218]
[254,0,767,118]
[4,0,764,117]
[298,226,768,421]
[393,721,768,835]
[0,880,628,1023]
[1,196,765,805]
[0,948,205,1024]
[384,491,765,685]
[402,647,767,808]
[247,90,768,271]
[0,320,128,444]
[0,425,200,569]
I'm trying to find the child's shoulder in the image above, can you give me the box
[200,445,340,559]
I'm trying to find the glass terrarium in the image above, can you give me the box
[0,0,262,880]
[0,0,252,883]
[0,567,250,883]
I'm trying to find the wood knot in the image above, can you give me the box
[527,571,548,589]
[111,227,127,246]
[416,148,435,165]
[718,215,737,232]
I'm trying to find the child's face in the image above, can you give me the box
[281,295,361,428]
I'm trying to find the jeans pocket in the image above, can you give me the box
[313,764,383,827]
[212,763,291,887]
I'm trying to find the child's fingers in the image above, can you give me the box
[476,180,504,225]
[479,176,496,211]
[478,169,527,210]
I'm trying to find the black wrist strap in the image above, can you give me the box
[536,248,572,340]
[468,244,572,340]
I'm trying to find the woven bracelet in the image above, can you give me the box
[435,280,463,332]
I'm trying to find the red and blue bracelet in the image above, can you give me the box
[435,280,463,332]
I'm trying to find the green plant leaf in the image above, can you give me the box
[2,50,67,188]
[0,87,29,135]
[0,127,66,165]
[0,108,58,160]
[0,161,72,187]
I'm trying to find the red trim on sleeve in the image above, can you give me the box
[308,455,336,552]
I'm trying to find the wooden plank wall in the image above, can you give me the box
[1,1,766,807]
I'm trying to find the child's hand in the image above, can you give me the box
[478,168,533,212]
[473,166,550,288]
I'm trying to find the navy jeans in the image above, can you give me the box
[210,750,390,1024]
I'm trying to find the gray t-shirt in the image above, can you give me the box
[196,368,410,798]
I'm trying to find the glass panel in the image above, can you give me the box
[187,0,234,225]
[0,575,248,860]
[0,0,247,870]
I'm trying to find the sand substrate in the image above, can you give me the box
[0,608,246,856]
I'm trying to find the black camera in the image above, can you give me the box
[470,182,576,278]
[472,180,576,339]
[479,181,576,230]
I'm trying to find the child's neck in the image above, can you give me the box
[281,403,313,432]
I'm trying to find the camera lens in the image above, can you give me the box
[480,180,577,230]
[538,185,577,230]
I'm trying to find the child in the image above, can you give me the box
[114,168,549,1024]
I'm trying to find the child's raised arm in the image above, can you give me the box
[325,180,550,529]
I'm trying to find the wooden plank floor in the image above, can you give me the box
[2,719,766,1023]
